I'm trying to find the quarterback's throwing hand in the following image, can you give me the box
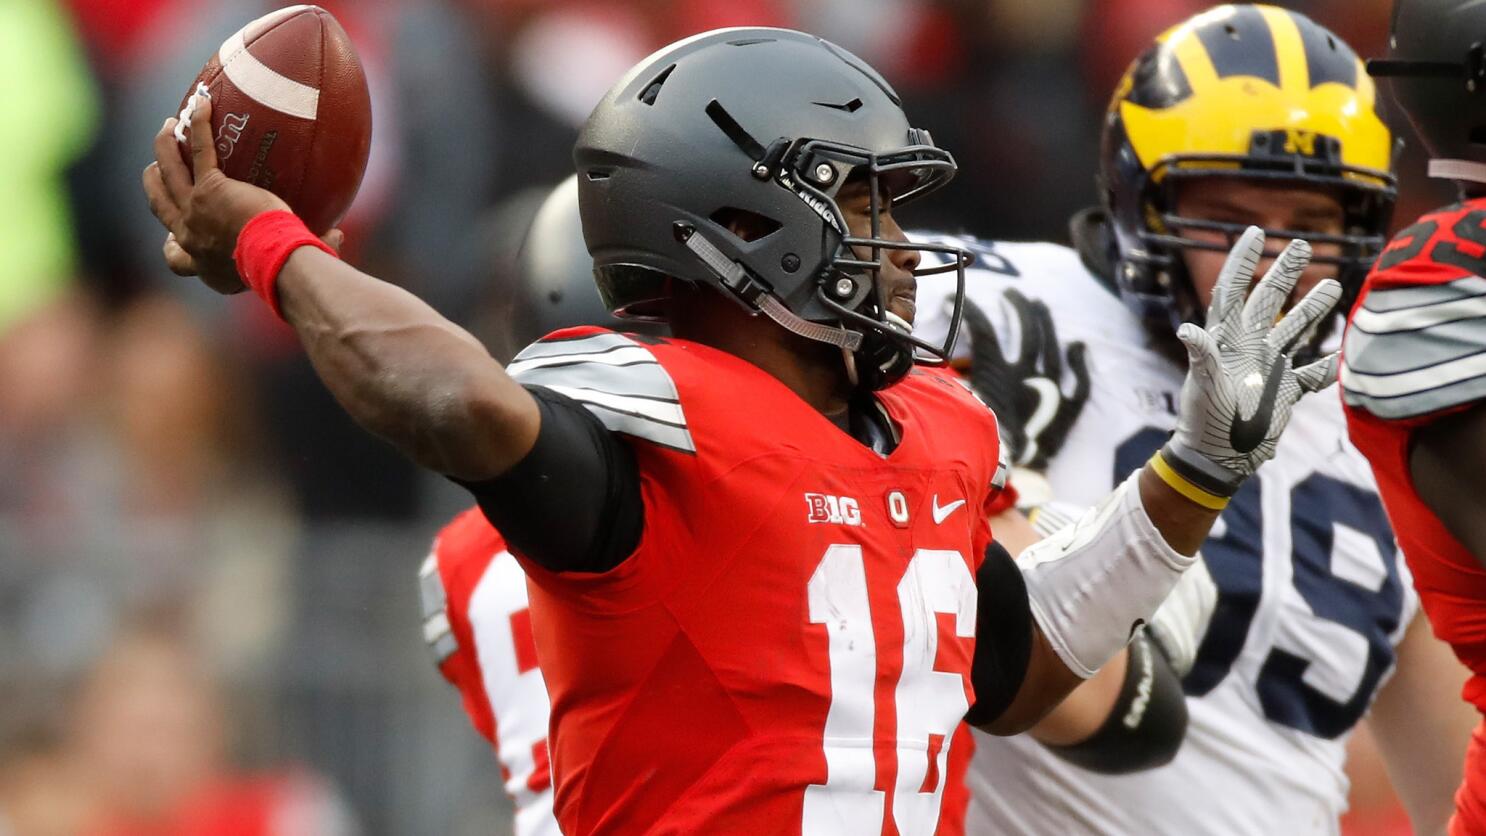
[142,93,340,294]
[1159,226,1341,502]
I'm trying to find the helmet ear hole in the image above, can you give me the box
[709,207,783,242]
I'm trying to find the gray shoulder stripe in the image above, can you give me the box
[423,613,456,662]
[1352,295,1486,335]
[543,384,687,427]
[1362,276,1486,313]
[557,403,696,452]
[1342,347,1486,398]
[418,551,445,620]
[509,333,696,451]
[514,358,678,404]
[417,552,457,664]
[507,346,659,376]
[1344,317,1486,376]
[510,332,644,361]
[1343,369,1486,420]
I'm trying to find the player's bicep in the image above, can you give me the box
[460,386,644,574]
[1410,402,1486,566]
[965,539,1035,730]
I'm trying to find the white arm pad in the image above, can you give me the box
[1018,471,1195,679]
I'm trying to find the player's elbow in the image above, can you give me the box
[1041,636,1189,774]
[975,707,1043,737]
[396,372,540,481]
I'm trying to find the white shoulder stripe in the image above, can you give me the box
[1351,295,1486,335]
[510,333,696,452]
[506,346,658,376]
[542,385,686,427]
[543,385,696,452]
[218,7,320,121]
[513,332,641,360]
[1361,276,1486,312]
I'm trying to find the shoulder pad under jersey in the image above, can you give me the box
[1343,274,1486,421]
[507,330,696,453]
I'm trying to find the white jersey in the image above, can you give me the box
[419,509,559,836]
[914,235,1418,836]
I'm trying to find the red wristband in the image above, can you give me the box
[233,210,338,319]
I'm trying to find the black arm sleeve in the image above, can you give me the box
[458,385,644,574]
[1043,632,1188,774]
[964,540,1034,728]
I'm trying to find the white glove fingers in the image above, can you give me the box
[1294,351,1340,393]
[1208,226,1266,340]
[1270,277,1343,355]
[1176,322,1221,379]
[1243,238,1311,333]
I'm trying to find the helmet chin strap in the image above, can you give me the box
[758,293,864,352]
[679,224,866,352]
[1430,158,1486,185]
[679,223,916,389]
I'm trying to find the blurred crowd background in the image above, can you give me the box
[0,0,1449,834]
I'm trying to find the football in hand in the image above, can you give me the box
[175,4,371,234]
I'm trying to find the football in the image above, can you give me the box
[175,4,371,234]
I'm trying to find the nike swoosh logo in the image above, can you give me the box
[1228,354,1288,455]
[932,495,966,525]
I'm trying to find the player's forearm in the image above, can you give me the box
[276,247,540,480]
[1029,650,1126,744]
[1136,464,1222,555]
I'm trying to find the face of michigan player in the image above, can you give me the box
[836,170,923,326]
[1175,178,1345,312]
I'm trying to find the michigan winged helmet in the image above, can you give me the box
[1101,4,1398,333]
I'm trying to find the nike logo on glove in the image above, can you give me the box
[932,495,966,525]
[1228,354,1287,455]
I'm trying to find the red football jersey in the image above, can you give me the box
[421,510,560,836]
[504,328,1007,835]
[1340,199,1486,833]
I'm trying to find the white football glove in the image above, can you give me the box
[1143,554,1218,678]
[1160,226,1341,500]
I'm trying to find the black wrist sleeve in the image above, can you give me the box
[965,540,1034,728]
[457,385,644,574]
[1043,632,1188,774]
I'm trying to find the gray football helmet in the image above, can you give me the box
[574,27,970,390]
[1369,0,1486,186]
[513,175,622,344]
